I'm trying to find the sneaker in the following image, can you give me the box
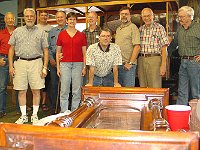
[15,115,28,124]
[0,112,6,118]
[31,115,39,124]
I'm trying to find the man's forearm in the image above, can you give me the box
[82,46,86,68]
[8,45,14,68]
[161,45,167,66]
[129,44,140,63]
[43,48,49,68]
[113,66,119,84]
[88,66,94,84]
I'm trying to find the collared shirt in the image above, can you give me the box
[82,26,101,48]
[86,43,122,77]
[57,30,87,62]
[169,21,200,56]
[48,25,67,60]
[0,27,14,55]
[37,24,53,39]
[139,21,169,54]
[8,25,48,58]
[115,22,140,64]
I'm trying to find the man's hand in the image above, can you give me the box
[194,55,200,62]
[160,65,166,76]
[81,68,86,76]
[50,59,56,67]
[124,63,132,71]
[41,67,47,79]
[0,58,6,66]
[114,82,121,87]
[85,83,92,86]
[9,66,15,78]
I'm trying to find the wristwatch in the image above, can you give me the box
[129,62,133,65]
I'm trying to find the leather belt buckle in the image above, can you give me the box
[0,54,8,58]
[139,53,160,57]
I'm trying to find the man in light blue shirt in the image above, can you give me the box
[48,11,67,114]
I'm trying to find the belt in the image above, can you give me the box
[0,53,8,58]
[181,56,195,60]
[138,53,161,57]
[16,56,41,61]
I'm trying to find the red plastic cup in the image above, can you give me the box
[165,105,191,131]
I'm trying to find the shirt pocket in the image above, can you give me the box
[185,35,200,49]
[32,36,41,47]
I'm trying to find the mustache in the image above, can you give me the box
[121,17,127,20]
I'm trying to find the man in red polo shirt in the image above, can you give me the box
[0,12,16,118]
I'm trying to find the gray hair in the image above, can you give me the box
[178,6,194,20]
[4,12,15,19]
[23,8,35,15]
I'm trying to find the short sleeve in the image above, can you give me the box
[86,45,95,66]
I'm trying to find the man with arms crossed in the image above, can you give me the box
[8,8,49,124]
[82,11,101,85]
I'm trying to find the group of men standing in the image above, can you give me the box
[0,5,199,124]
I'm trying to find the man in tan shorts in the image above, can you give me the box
[8,8,49,124]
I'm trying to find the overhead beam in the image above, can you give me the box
[36,0,177,11]
[70,8,85,16]
[96,6,106,13]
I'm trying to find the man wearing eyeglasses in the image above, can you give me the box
[85,28,122,87]
[8,8,49,124]
[168,6,200,105]
[138,8,169,88]
[115,6,140,87]
[82,11,101,85]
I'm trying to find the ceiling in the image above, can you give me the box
[36,0,179,17]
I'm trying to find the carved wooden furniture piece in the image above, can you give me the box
[189,99,200,133]
[0,87,199,149]
[47,87,169,131]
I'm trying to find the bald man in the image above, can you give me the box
[0,12,16,118]
[138,8,168,88]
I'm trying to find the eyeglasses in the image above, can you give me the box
[177,15,187,19]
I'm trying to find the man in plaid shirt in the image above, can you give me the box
[138,8,169,88]
[168,6,200,105]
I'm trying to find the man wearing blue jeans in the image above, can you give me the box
[168,6,200,105]
[0,12,16,118]
[48,11,67,114]
[115,6,140,87]
[86,28,122,87]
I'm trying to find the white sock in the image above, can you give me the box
[20,105,26,116]
[32,105,39,116]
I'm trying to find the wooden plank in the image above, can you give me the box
[0,123,199,150]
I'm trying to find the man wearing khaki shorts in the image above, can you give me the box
[8,8,49,124]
